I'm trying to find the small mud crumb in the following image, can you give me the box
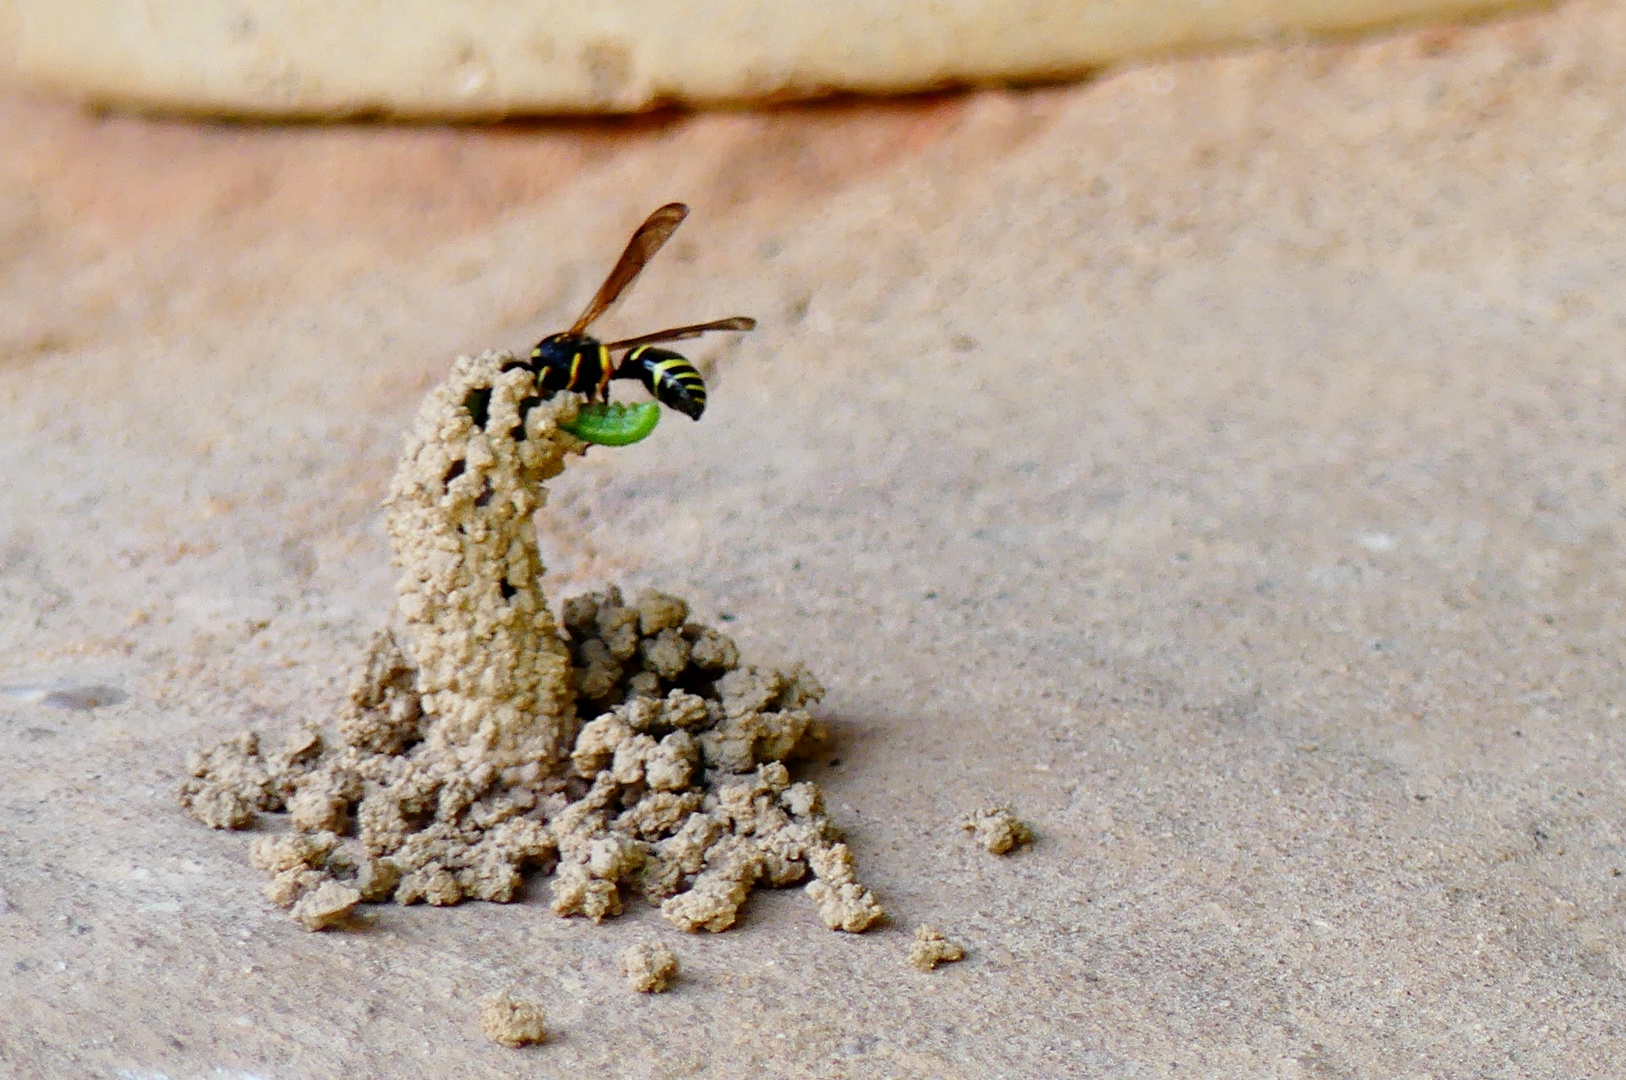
[292,880,362,931]
[661,837,762,932]
[479,991,548,1048]
[355,857,402,902]
[634,590,688,636]
[264,867,327,908]
[908,924,965,971]
[620,940,679,992]
[182,782,259,829]
[962,806,1033,854]
[804,841,885,932]
[250,831,339,875]
[806,878,886,933]
[177,732,273,829]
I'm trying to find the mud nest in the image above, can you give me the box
[179,350,881,936]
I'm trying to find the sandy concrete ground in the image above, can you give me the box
[4,2,1626,1076]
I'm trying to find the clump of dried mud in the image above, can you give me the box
[962,805,1033,854]
[907,924,965,971]
[179,350,882,937]
[479,991,548,1047]
[620,940,679,992]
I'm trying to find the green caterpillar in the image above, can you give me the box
[560,400,662,446]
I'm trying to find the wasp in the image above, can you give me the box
[522,203,754,421]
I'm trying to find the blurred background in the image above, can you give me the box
[6,2,1626,1078]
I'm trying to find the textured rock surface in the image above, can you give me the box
[4,3,1626,1075]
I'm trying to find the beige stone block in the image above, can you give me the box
[2,0,1531,117]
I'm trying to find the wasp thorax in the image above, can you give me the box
[531,332,610,399]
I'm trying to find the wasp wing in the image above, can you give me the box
[604,316,757,352]
[568,203,689,334]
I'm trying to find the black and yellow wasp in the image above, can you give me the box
[520,203,754,420]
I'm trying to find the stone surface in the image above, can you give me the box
[1,0,1531,117]
[3,3,1626,1075]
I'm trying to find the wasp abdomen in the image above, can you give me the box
[617,346,707,420]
